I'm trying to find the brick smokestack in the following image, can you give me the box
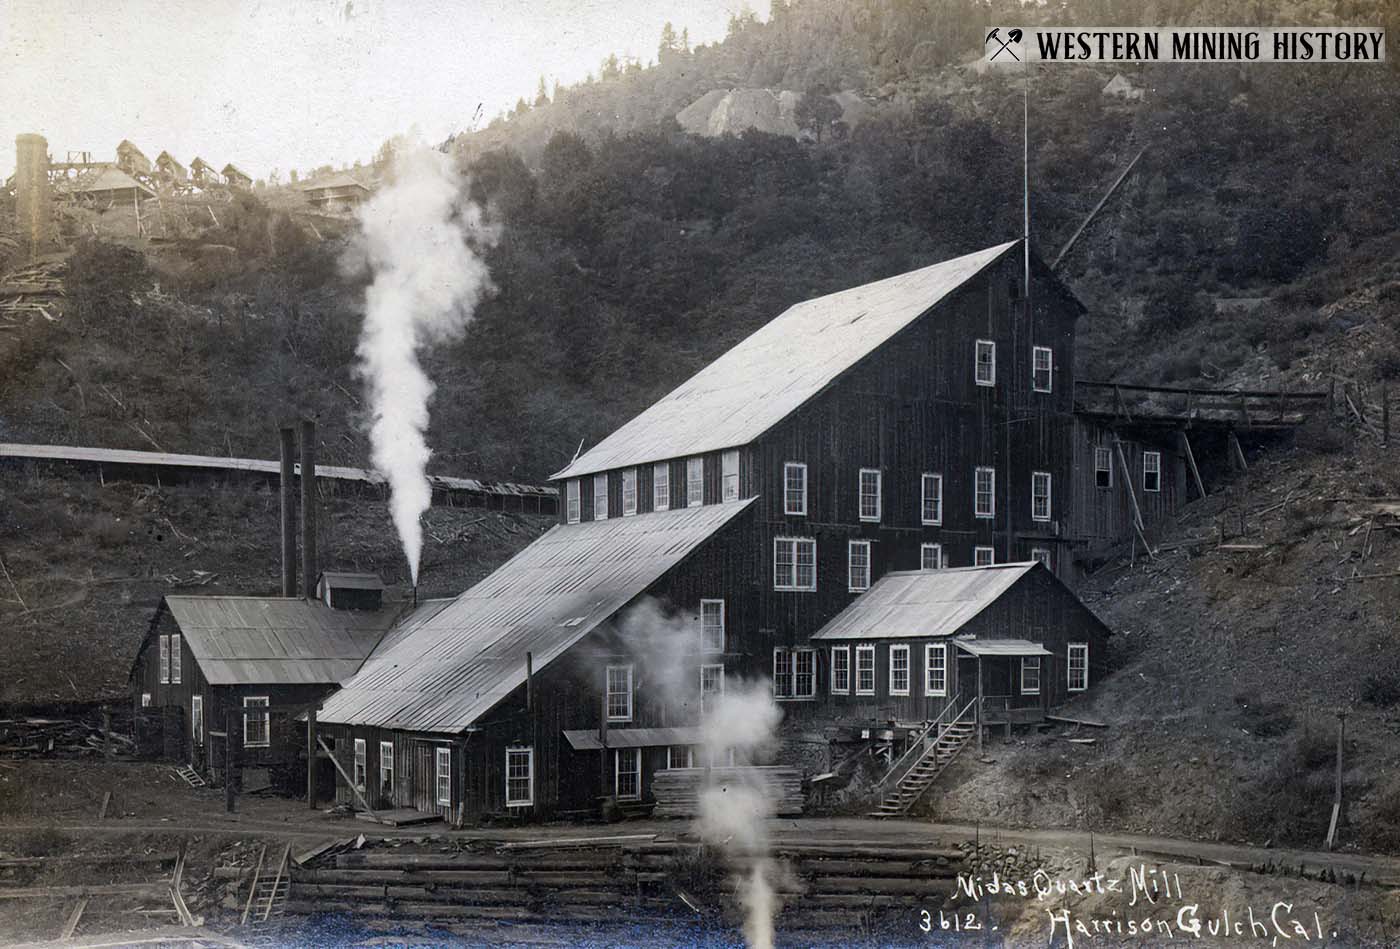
[14,134,53,258]
[279,426,297,597]
[300,418,318,600]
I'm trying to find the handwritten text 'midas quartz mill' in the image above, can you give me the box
[953,865,1334,947]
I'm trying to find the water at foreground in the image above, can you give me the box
[271,912,968,948]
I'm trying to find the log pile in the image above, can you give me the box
[0,258,66,326]
[0,717,135,759]
[651,766,804,818]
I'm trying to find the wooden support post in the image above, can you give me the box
[316,736,380,820]
[224,709,237,814]
[1177,430,1207,500]
[599,672,610,801]
[1228,430,1248,472]
[975,657,984,755]
[1113,438,1154,558]
[306,708,317,810]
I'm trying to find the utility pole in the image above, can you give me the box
[307,707,317,810]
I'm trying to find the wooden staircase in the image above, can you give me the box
[242,844,291,926]
[869,696,978,819]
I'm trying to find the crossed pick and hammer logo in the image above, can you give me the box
[986,27,1024,61]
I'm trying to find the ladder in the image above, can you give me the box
[246,844,291,924]
[174,765,206,788]
[869,697,979,818]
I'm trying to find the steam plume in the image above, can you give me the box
[348,148,492,584]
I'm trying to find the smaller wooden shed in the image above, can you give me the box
[222,163,253,190]
[116,139,152,176]
[155,151,188,183]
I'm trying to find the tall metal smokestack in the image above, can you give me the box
[14,134,53,258]
[300,418,318,600]
[279,427,297,597]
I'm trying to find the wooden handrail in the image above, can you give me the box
[876,693,977,793]
[1076,380,1327,400]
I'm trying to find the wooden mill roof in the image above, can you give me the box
[812,563,1045,641]
[68,167,155,199]
[316,499,754,733]
[552,241,1019,480]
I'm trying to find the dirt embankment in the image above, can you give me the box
[929,432,1400,854]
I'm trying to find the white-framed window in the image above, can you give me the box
[975,339,996,386]
[1094,447,1113,489]
[859,468,882,522]
[243,696,269,748]
[925,644,947,697]
[1068,643,1089,692]
[847,540,871,593]
[1143,451,1162,493]
[169,636,181,684]
[1022,657,1041,695]
[593,474,609,520]
[667,745,694,769]
[379,741,395,798]
[615,747,641,801]
[1031,547,1052,569]
[566,479,581,523]
[353,738,367,790]
[687,456,704,507]
[921,543,943,570]
[653,462,670,511]
[774,537,817,591]
[436,746,452,805]
[921,473,943,525]
[722,449,740,502]
[855,645,875,695]
[159,634,170,684]
[622,468,637,516]
[700,599,725,653]
[783,462,807,516]
[830,646,850,694]
[974,466,995,518]
[606,665,633,722]
[974,546,995,566]
[506,746,533,807]
[773,647,816,699]
[889,644,910,696]
[1032,346,1053,393]
[700,664,725,714]
[140,693,152,707]
[191,695,203,746]
[1032,471,1052,522]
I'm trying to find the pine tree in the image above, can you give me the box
[535,75,549,107]
[659,21,679,61]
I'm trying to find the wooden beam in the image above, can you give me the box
[1177,430,1206,499]
[316,736,381,821]
[60,898,88,939]
[1113,437,1154,558]
[240,845,265,926]
[1227,430,1248,472]
[1052,147,1146,270]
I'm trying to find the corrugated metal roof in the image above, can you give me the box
[71,167,155,198]
[552,241,1017,480]
[812,563,1039,641]
[563,726,703,751]
[166,595,408,685]
[954,638,1050,657]
[0,443,556,499]
[316,500,755,733]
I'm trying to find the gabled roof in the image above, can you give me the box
[163,595,408,685]
[116,139,147,158]
[70,167,155,198]
[814,562,1050,641]
[316,500,755,733]
[222,163,251,180]
[155,151,186,173]
[300,172,370,192]
[552,241,1019,480]
[190,157,214,171]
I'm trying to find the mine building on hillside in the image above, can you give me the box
[190,157,218,188]
[155,151,188,185]
[115,139,152,177]
[300,172,372,212]
[313,239,1167,824]
[222,163,253,190]
[64,167,156,205]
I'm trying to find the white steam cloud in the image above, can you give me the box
[348,148,493,584]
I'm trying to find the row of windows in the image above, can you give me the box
[776,643,1090,700]
[605,662,727,721]
[781,465,1054,524]
[566,450,742,523]
[1093,447,1163,493]
[347,741,536,809]
[784,537,1055,594]
[973,341,1056,393]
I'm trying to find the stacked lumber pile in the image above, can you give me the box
[0,716,135,759]
[651,766,804,818]
[0,258,66,326]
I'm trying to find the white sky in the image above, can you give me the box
[0,0,753,179]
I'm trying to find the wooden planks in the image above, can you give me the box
[651,766,803,818]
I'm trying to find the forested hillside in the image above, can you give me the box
[1,0,1397,483]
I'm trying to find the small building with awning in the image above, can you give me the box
[811,562,1111,730]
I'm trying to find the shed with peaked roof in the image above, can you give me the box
[65,167,156,204]
[222,163,253,189]
[190,157,218,187]
[155,151,187,182]
[116,139,151,176]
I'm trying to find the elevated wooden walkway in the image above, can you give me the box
[1074,381,1328,430]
